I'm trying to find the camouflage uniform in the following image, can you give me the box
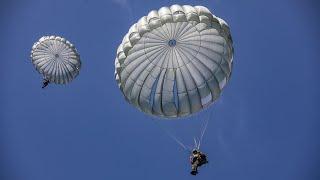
[190,151,208,175]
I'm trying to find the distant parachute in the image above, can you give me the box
[31,36,81,86]
[115,5,233,118]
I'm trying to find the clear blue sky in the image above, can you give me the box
[1,0,320,180]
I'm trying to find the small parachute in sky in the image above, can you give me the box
[30,36,81,88]
[114,5,233,118]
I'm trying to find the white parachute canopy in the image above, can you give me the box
[31,36,81,84]
[115,5,233,118]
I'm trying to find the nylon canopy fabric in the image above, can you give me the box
[115,5,233,118]
[31,36,81,84]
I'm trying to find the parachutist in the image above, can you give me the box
[190,149,208,175]
[42,79,50,89]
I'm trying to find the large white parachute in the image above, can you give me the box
[115,5,233,118]
[31,36,81,84]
